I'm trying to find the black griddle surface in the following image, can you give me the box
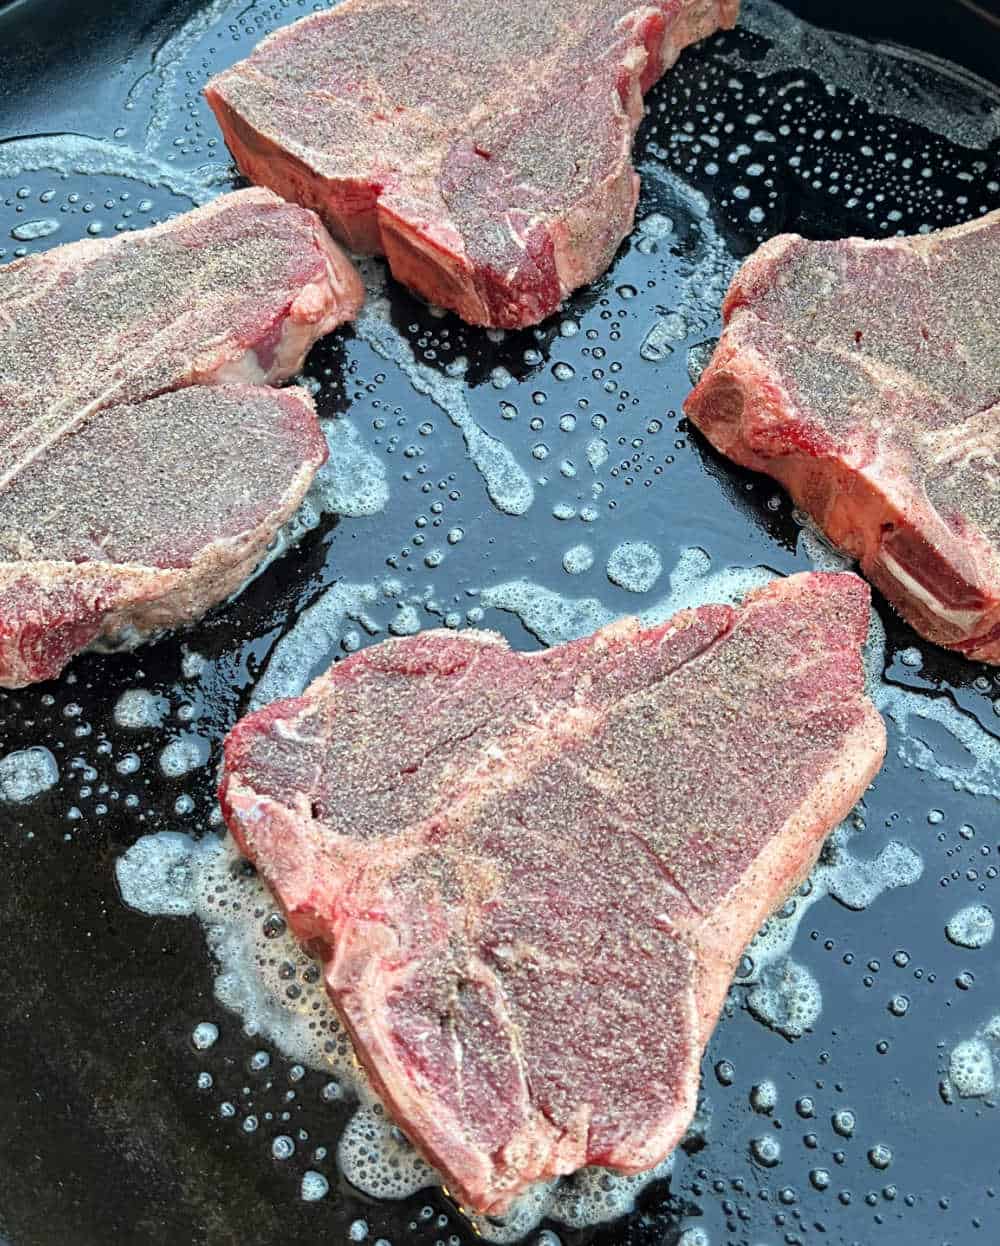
[1,2,999,1243]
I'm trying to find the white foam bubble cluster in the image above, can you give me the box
[949,1038,996,1099]
[686,340,717,385]
[338,1105,434,1201]
[480,580,615,644]
[0,133,225,204]
[586,438,609,471]
[249,579,380,710]
[114,831,198,918]
[251,576,460,710]
[11,218,60,242]
[824,838,924,910]
[646,547,775,622]
[547,1157,674,1230]
[116,831,366,1081]
[606,541,663,593]
[563,544,595,575]
[116,826,681,1232]
[746,958,822,1039]
[636,173,737,365]
[750,1080,778,1113]
[192,1021,219,1051]
[0,746,59,802]
[114,688,168,730]
[300,1171,330,1202]
[742,828,924,1031]
[946,905,995,950]
[467,1155,675,1243]
[181,647,207,680]
[880,680,1000,799]
[727,825,923,1038]
[312,417,389,518]
[483,547,777,648]
[389,604,422,636]
[158,735,207,779]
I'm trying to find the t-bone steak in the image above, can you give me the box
[685,209,1000,661]
[220,571,885,1213]
[0,187,364,687]
[204,0,739,329]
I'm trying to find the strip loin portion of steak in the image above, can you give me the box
[685,210,1000,661]
[0,188,364,687]
[220,571,885,1214]
[205,0,739,329]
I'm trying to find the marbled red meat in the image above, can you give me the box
[685,210,1000,660]
[0,188,364,687]
[205,0,739,329]
[220,571,885,1213]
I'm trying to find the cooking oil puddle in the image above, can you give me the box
[23,0,997,1233]
[354,260,534,518]
[123,0,238,147]
[0,133,226,205]
[736,0,1000,149]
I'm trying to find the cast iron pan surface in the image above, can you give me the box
[1,1,999,1243]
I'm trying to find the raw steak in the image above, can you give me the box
[685,210,1000,661]
[204,0,739,329]
[0,187,364,687]
[220,571,885,1213]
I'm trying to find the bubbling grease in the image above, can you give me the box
[10,0,1000,1232]
[0,746,59,802]
[355,261,534,519]
[606,540,663,593]
[115,829,684,1236]
[113,688,168,730]
[946,905,995,950]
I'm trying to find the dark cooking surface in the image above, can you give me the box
[0,2,999,1244]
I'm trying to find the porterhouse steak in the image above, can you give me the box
[204,0,739,329]
[685,209,1000,661]
[0,188,364,687]
[220,571,885,1213]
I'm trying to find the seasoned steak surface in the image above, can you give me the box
[206,0,739,328]
[0,188,364,686]
[221,571,885,1212]
[686,209,1000,660]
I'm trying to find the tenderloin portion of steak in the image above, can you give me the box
[685,210,1000,661]
[0,187,363,687]
[220,571,885,1213]
[205,0,739,329]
